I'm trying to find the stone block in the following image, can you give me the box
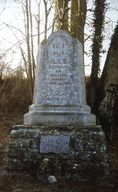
[40,135,70,154]
[6,125,109,180]
[24,31,96,126]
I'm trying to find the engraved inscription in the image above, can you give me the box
[52,42,68,49]
[46,38,70,85]
[40,135,70,154]
[47,58,68,64]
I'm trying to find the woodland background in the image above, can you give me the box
[0,1,118,183]
[0,0,118,134]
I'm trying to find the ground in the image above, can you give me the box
[0,112,118,192]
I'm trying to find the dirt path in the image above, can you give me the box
[0,171,116,192]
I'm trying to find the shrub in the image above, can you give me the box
[0,74,32,114]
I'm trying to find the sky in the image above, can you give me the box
[0,0,118,75]
[85,0,118,75]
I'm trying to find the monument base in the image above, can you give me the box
[6,125,109,180]
[24,105,96,126]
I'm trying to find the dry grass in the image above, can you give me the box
[0,75,118,191]
[0,113,23,164]
[0,76,32,114]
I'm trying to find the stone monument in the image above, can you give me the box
[24,31,96,126]
[6,31,109,180]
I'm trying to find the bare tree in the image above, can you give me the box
[70,0,87,43]
[53,0,70,31]
[53,0,87,43]
[43,0,53,39]
[14,0,54,98]
[89,0,107,113]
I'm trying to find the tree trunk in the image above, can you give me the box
[100,24,118,99]
[43,0,48,39]
[99,24,118,137]
[89,0,106,113]
[70,0,87,43]
[25,0,33,98]
[54,0,69,31]
[29,0,35,82]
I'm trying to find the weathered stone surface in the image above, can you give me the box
[40,135,70,154]
[6,27,108,179]
[24,30,96,126]
[6,125,109,179]
[48,175,57,183]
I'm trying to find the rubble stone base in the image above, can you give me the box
[6,125,109,180]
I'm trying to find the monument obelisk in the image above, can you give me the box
[24,31,96,126]
[7,31,109,180]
